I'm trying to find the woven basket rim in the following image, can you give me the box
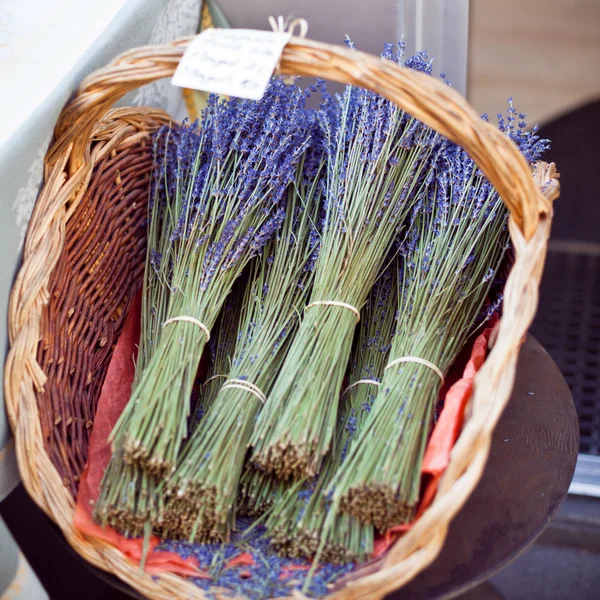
[4,36,560,600]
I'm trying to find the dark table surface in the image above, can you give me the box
[398,334,579,599]
[0,334,578,600]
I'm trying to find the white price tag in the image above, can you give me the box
[172,29,292,100]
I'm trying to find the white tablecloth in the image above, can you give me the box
[0,2,201,594]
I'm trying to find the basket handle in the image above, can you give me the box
[48,36,551,240]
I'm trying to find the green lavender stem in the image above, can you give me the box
[238,468,284,519]
[158,286,245,537]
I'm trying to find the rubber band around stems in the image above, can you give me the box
[221,378,267,405]
[161,316,210,341]
[269,15,309,84]
[304,300,361,322]
[203,374,227,387]
[384,356,444,383]
[341,378,381,397]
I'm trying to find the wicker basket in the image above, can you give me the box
[5,36,560,600]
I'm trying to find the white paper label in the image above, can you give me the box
[172,28,292,100]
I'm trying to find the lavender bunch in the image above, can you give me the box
[159,284,246,536]
[329,103,549,531]
[111,79,314,478]
[162,141,326,543]
[94,167,246,536]
[264,260,397,564]
[93,128,179,535]
[250,43,438,481]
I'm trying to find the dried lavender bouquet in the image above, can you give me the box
[250,43,438,481]
[163,141,326,543]
[158,285,245,536]
[329,105,550,531]
[94,136,245,536]
[238,467,284,519]
[111,79,313,478]
[265,260,398,564]
[93,127,178,535]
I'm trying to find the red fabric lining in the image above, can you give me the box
[74,294,208,578]
[228,552,256,567]
[73,293,496,575]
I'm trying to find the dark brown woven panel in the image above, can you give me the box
[36,142,152,495]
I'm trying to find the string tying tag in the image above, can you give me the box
[221,378,267,405]
[342,379,381,397]
[384,356,444,382]
[162,316,210,341]
[268,15,309,38]
[305,300,361,322]
[268,15,308,83]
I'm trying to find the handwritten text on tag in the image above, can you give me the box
[172,29,292,100]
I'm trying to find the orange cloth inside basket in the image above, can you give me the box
[74,292,496,575]
[372,314,496,557]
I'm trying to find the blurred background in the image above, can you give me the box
[469,0,600,127]
[214,0,600,126]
